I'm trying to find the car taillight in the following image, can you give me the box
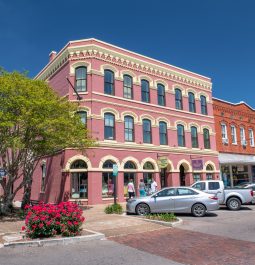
[209,196,218,200]
[251,190,253,197]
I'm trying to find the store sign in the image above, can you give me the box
[157,156,168,169]
[113,164,118,176]
[192,160,203,170]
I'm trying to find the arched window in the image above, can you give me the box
[104,113,115,140]
[143,162,154,170]
[141,80,150,103]
[143,119,152,143]
[77,111,87,125]
[102,160,115,198]
[75,67,87,92]
[104,70,115,95]
[200,95,208,115]
[203,128,210,149]
[175,89,183,110]
[124,161,136,197]
[123,75,133,99]
[206,164,214,171]
[70,160,88,199]
[143,162,154,192]
[124,116,134,142]
[191,126,198,148]
[124,161,136,169]
[188,92,196,113]
[159,121,168,145]
[206,164,214,180]
[70,160,88,169]
[157,84,165,106]
[177,124,185,147]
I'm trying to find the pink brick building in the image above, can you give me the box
[23,39,219,205]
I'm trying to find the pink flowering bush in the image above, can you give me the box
[22,202,85,239]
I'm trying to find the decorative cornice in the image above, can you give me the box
[35,43,212,91]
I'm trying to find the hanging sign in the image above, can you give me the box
[113,164,118,176]
[157,156,168,169]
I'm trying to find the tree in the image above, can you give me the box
[0,70,95,214]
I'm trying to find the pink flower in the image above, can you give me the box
[21,226,26,231]
[39,223,44,228]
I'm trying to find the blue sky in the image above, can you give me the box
[0,0,255,106]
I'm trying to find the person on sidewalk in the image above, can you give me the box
[139,179,146,197]
[150,177,158,194]
[127,179,135,199]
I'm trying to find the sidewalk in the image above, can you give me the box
[0,203,166,244]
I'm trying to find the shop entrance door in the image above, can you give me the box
[160,168,167,188]
[179,165,186,186]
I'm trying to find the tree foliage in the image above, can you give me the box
[0,70,95,214]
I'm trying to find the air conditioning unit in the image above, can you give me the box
[241,140,247,146]
[222,138,229,144]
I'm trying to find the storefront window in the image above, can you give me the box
[143,162,154,194]
[206,164,213,180]
[221,165,231,187]
[124,161,136,197]
[71,172,88,199]
[102,160,115,198]
[193,173,201,183]
[232,165,249,186]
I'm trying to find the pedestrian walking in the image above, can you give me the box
[150,177,158,193]
[139,179,146,197]
[127,179,135,199]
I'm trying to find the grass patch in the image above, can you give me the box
[104,203,123,214]
[145,213,177,222]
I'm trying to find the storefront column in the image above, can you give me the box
[201,173,207,180]
[185,172,193,186]
[88,171,102,205]
[155,172,161,190]
[170,172,180,186]
[117,171,124,203]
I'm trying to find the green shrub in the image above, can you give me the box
[146,213,177,222]
[104,203,123,214]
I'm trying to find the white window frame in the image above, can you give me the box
[249,129,254,147]
[221,123,227,140]
[240,127,245,142]
[231,125,237,144]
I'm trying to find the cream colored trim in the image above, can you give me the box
[100,64,120,78]
[174,120,188,130]
[172,84,185,95]
[141,157,159,172]
[120,111,139,123]
[140,114,156,126]
[120,156,141,171]
[186,88,198,99]
[119,69,137,81]
[176,159,192,172]
[70,61,92,74]
[99,155,121,169]
[198,92,209,101]
[65,155,92,171]
[156,117,171,128]
[204,160,217,171]
[78,106,91,117]
[154,79,169,91]
[101,107,120,120]
[188,122,201,133]
[137,75,154,87]
[201,125,213,135]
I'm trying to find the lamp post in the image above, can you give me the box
[112,164,118,204]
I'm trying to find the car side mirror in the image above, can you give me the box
[152,194,158,199]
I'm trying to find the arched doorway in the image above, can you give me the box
[124,161,136,197]
[179,165,185,186]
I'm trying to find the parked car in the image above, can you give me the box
[191,180,254,210]
[126,186,219,217]
[235,183,255,204]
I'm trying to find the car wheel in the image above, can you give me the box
[136,203,150,215]
[192,203,206,217]
[227,197,241,211]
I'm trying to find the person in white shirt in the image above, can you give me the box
[127,179,135,199]
[150,177,158,193]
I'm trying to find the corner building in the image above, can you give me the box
[213,98,255,187]
[27,39,219,204]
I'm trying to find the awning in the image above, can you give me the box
[219,153,255,164]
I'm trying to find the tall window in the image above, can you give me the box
[77,111,87,125]
[104,70,114,95]
[240,127,246,143]
[123,75,133,99]
[249,129,254,147]
[124,116,134,142]
[141,80,150,103]
[104,113,115,140]
[143,119,152,143]
[188,92,196,113]
[177,124,185,147]
[159,121,168,145]
[231,125,237,144]
[203,128,211,149]
[175,89,183,110]
[221,123,227,139]
[124,161,136,197]
[102,160,114,198]
[75,67,87,92]
[191,126,198,148]
[200,95,208,115]
[157,84,165,106]
[41,164,46,192]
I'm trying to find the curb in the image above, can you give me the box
[3,229,105,248]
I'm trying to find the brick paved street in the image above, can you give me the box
[110,228,255,265]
